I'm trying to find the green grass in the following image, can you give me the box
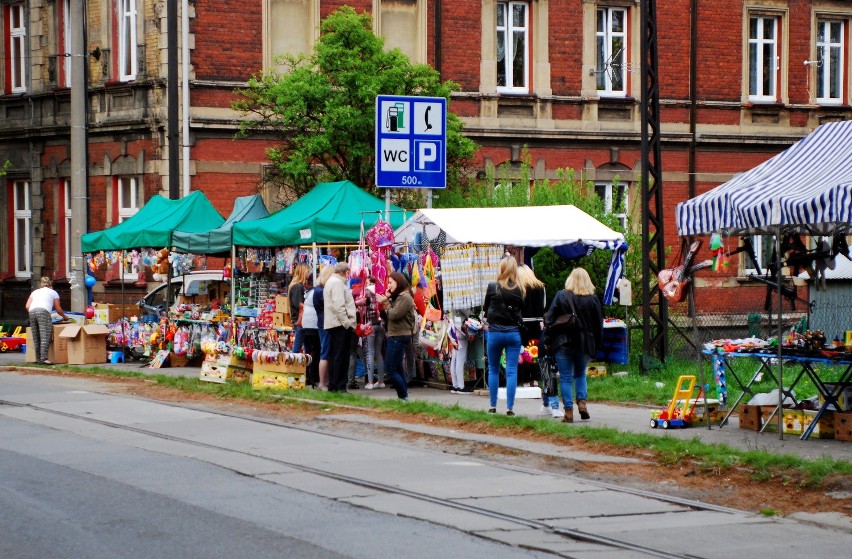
[53,364,852,487]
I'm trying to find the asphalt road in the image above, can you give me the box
[1,368,850,558]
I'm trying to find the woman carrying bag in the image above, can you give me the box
[542,267,603,423]
[482,255,525,416]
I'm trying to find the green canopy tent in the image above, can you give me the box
[232,180,406,246]
[81,191,225,252]
[171,194,269,256]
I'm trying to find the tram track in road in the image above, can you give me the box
[1,393,732,558]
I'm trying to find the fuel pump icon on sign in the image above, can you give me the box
[385,102,405,132]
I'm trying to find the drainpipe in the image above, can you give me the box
[182,0,191,196]
[434,0,442,76]
[688,0,698,199]
[168,0,179,198]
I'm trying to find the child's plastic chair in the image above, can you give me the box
[11,326,24,338]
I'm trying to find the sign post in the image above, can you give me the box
[375,95,447,190]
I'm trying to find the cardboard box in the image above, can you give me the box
[802,410,835,439]
[199,359,228,383]
[59,324,109,364]
[821,382,852,412]
[272,312,292,328]
[275,295,290,314]
[739,405,779,432]
[25,325,69,363]
[586,362,607,378]
[833,412,852,442]
[93,303,138,324]
[169,352,191,368]
[782,409,805,435]
[216,354,252,383]
[251,369,306,390]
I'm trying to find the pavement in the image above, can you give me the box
[1,349,850,463]
[2,351,851,557]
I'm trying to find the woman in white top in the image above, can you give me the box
[25,277,69,364]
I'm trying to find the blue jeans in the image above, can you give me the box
[385,335,410,399]
[486,329,522,410]
[292,325,304,353]
[553,347,590,410]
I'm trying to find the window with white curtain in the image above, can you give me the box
[9,3,27,93]
[596,7,627,96]
[13,181,32,278]
[118,0,137,81]
[748,15,779,101]
[816,19,844,104]
[496,1,529,93]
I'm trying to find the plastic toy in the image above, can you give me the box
[650,375,723,429]
[0,336,26,352]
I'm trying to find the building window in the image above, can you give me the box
[596,7,627,97]
[118,0,137,82]
[117,176,139,222]
[497,1,529,93]
[61,0,72,87]
[7,2,27,93]
[748,15,779,102]
[378,0,425,64]
[816,19,844,104]
[62,179,72,277]
[264,0,318,72]
[595,182,628,229]
[12,180,32,278]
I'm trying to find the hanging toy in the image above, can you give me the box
[709,233,728,272]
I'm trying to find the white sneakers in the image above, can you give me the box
[551,408,563,418]
[364,383,375,390]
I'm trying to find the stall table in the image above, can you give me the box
[706,349,852,440]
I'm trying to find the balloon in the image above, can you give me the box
[84,275,96,288]
[85,306,95,319]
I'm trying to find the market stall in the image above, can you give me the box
[79,192,227,364]
[675,119,852,440]
[393,205,629,389]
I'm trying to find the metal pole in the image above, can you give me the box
[69,0,89,314]
[181,0,191,196]
[168,0,179,198]
[775,229,784,439]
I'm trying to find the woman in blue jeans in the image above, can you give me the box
[376,272,415,401]
[482,255,525,416]
[542,267,603,422]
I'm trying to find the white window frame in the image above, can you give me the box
[496,1,529,93]
[13,180,32,278]
[62,0,72,88]
[815,19,844,105]
[595,181,628,229]
[117,177,140,281]
[118,0,137,82]
[748,15,779,102]
[596,7,627,97]
[63,179,72,276]
[10,3,27,93]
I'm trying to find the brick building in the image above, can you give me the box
[1,0,851,322]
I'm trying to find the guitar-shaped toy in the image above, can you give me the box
[658,240,708,302]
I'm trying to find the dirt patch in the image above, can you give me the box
[12,367,852,518]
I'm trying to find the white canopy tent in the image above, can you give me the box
[395,205,625,247]
[395,205,627,305]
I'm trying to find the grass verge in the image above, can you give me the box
[43,364,852,488]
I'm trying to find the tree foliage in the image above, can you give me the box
[437,158,640,314]
[233,6,477,202]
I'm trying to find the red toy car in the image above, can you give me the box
[0,336,26,352]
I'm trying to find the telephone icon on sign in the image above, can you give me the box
[424,106,433,131]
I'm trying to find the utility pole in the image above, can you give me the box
[69,0,89,313]
[168,0,179,198]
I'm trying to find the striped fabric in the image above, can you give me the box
[676,120,852,236]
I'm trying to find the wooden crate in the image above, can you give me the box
[834,412,852,442]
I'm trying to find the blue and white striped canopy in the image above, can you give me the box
[676,120,852,236]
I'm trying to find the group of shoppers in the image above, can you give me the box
[483,255,603,423]
[292,262,416,401]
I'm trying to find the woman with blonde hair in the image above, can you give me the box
[542,267,603,423]
[288,263,311,353]
[26,276,69,365]
[482,255,525,415]
[518,264,560,417]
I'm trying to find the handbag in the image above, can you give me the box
[419,316,447,350]
[538,354,559,397]
[548,291,581,335]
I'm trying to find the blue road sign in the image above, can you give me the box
[375,95,447,189]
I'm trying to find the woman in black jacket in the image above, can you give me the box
[483,255,525,416]
[543,267,603,423]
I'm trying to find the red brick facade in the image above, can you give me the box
[1,0,850,322]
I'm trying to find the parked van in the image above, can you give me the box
[138,271,229,315]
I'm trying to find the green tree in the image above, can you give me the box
[436,158,640,315]
[233,6,477,203]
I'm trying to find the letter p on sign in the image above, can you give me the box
[414,140,442,172]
